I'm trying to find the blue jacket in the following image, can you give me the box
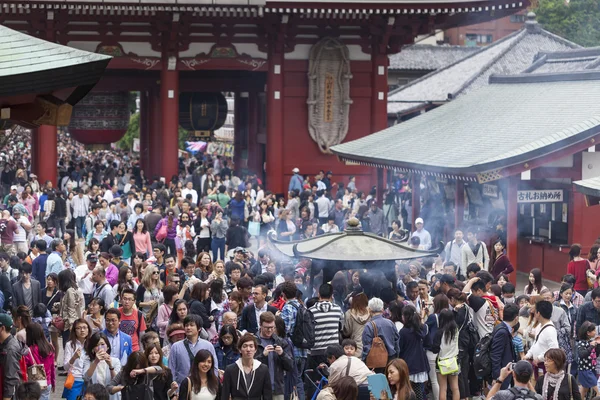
[229,199,246,220]
[490,322,516,389]
[31,253,48,285]
[398,324,430,375]
[103,329,132,366]
[214,343,240,370]
[362,315,400,360]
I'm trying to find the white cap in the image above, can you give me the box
[415,217,424,224]
[292,167,299,173]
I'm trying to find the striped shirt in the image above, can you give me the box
[309,300,344,355]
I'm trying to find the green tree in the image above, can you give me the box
[118,112,189,151]
[535,0,600,47]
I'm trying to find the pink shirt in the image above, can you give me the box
[106,263,119,286]
[25,344,56,388]
[133,231,152,256]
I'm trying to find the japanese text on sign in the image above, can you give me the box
[482,184,498,198]
[517,190,563,203]
[324,73,334,123]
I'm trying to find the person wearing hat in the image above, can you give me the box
[288,168,303,193]
[2,185,17,206]
[0,313,28,400]
[488,360,541,400]
[322,170,333,191]
[410,217,432,250]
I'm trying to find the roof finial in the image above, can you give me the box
[525,11,541,33]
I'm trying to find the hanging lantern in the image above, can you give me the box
[179,92,227,138]
[69,91,130,149]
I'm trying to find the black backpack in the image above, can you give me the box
[122,383,153,400]
[458,306,480,354]
[473,324,501,379]
[507,387,542,400]
[290,302,316,349]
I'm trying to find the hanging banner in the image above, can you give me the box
[517,190,563,203]
[482,184,498,198]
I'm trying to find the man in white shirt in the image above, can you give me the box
[444,228,468,278]
[76,254,98,304]
[525,300,558,363]
[181,181,198,206]
[315,190,331,226]
[410,217,432,250]
[461,226,489,271]
[71,188,91,239]
[11,208,31,254]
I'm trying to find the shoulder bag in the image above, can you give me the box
[437,330,460,375]
[365,321,388,369]
[27,347,48,390]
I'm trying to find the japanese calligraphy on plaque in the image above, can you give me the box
[517,190,563,203]
[324,74,334,123]
[307,37,353,154]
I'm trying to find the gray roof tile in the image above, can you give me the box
[387,22,580,115]
[333,75,600,174]
[0,24,110,78]
[389,44,479,71]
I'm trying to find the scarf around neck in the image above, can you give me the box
[542,370,566,400]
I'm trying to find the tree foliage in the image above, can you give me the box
[117,112,189,151]
[535,0,600,47]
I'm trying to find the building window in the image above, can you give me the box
[510,14,526,23]
[465,33,493,46]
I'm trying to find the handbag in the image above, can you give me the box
[51,316,65,332]
[64,370,75,389]
[248,221,260,237]
[437,356,459,375]
[290,386,300,400]
[156,224,168,242]
[365,321,389,369]
[27,348,48,389]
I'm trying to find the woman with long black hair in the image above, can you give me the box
[524,268,548,296]
[179,349,222,400]
[25,323,56,400]
[431,309,459,400]
[145,343,177,400]
[399,305,430,400]
[107,351,164,399]
[62,319,91,400]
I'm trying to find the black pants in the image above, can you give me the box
[196,237,211,254]
[458,350,470,399]
[164,238,176,256]
[307,354,328,371]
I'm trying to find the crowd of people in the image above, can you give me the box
[2,130,600,400]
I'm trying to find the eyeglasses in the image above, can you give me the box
[152,271,159,275]
[261,326,275,331]
[76,326,88,330]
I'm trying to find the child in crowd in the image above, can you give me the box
[32,303,52,342]
[576,321,599,398]
[342,339,357,357]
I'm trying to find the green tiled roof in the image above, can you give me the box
[0,24,110,78]
[332,72,600,176]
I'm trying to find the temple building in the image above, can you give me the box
[0,0,526,194]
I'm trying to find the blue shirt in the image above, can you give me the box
[169,337,218,385]
[104,330,130,367]
[45,251,63,278]
[281,299,307,358]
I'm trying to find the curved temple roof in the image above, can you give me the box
[268,218,440,261]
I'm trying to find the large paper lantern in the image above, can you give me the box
[179,92,227,138]
[69,91,130,145]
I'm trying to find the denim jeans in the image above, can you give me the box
[40,385,51,400]
[211,237,226,262]
[75,216,85,238]
[295,357,306,400]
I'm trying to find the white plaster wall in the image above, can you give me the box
[285,43,369,60]
[179,43,214,58]
[120,42,161,57]
[66,41,101,52]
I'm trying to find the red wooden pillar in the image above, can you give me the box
[148,88,162,179]
[266,50,284,195]
[31,125,57,186]
[377,168,384,207]
[411,174,421,230]
[370,47,388,194]
[139,90,150,175]
[248,91,260,175]
[507,175,519,283]
[455,180,465,231]
[234,92,249,172]
[160,58,179,183]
